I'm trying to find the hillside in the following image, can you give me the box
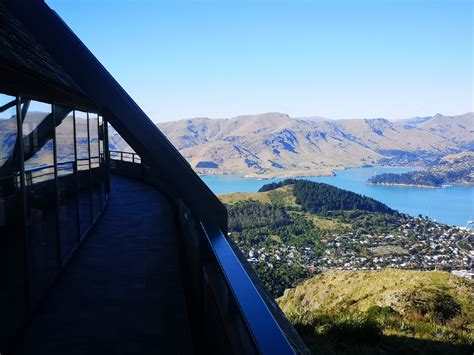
[369,151,474,187]
[220,180,472,297]
[109,112,474,177]
[278,269,473,316]
[277,269,473,354]
[221,181,474,353]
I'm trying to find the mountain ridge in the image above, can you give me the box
[109,112,473,178]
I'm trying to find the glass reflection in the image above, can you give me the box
[55,106,78,263]
[23,100,58,306]
[75,111,92,237]
[0,94,27,334]
[0,91,110,337]
[89,114,101,219]
[98,116,106,204]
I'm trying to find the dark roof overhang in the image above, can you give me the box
[2,0,227,233]
[0,2,97,111]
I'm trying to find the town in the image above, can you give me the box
[239,217,474,280]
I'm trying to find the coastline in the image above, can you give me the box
[368,181,474,189]
[197,168,337,179]
[367,182,439,189]
[197,164,420,180]
[200,166,472,227]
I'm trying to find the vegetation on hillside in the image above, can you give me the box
[221,179,473,353]
[293,181,395,214]
[228,200,291,232]
[278,269,474,354]
[226,199,318,295]
[225,180,404,296]
[369,152,473,187]
[259,179,395,214]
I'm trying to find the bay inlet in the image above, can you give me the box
[200,167,474,227]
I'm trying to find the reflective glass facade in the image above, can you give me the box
[0,94,109,336]
[76,110,92,237]
[0,94,26,338]
[23,101,58,306]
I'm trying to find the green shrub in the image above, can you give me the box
[325,315,382,345]
[407,288,461,323]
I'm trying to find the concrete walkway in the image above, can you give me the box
[19,175,194,355]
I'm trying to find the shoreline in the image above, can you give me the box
[197,169,337,179]
[367,182,439,189]
[201,166,472,228]
[368,181,474,189]
[197,164,420,180]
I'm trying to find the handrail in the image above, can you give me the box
[109,150,141,163]
[21,157,102,183]
[201,222,296,355]
[24,157,99,174]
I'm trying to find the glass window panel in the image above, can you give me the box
[55,106,78,263]
[0,94,27,335]
[89,114,101,219]
[98,116,106,205]
[23,100,58,306]
[75,110,91,237]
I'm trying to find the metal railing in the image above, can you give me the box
[108,150,302,354]
[201,222,296,354]
[22,157,101,185]
[109,150,141,164]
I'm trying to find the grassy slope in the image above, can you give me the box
[219,185,298,206]
[441,151,474,163]
[278,269,473,317]
[277,269,473,353]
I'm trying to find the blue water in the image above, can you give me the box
[201,167,474,227]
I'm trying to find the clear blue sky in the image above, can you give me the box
[47,0,472,122]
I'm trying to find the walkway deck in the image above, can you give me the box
[19,175,194,355]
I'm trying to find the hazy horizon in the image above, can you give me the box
[47,0,473,123]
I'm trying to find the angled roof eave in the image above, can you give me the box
[3,0,227,232]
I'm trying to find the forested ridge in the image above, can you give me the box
[227,180,402,296]
[259,179,395,214]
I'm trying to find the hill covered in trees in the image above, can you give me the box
[259,179,395,214]
[222,180,406,296]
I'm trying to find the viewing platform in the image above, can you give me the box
[19,175,194,354]
[0,2,307,353]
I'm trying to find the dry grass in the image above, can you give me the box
[278,269,473,316]
[369,245,409,256]
[219,185,298,207]
[307,215,352,231]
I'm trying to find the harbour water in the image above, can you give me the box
[201,167,474,227]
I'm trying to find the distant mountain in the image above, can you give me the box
[110,112,474,177]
